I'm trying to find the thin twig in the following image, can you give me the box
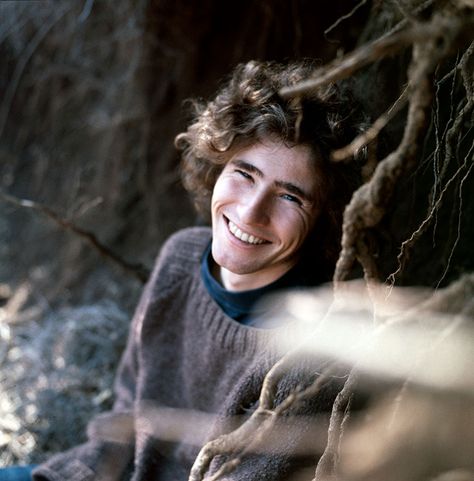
[386,144,473,287]
[331,87,409,162]
[438,43,474,185]
[435,156,473,288]
[324,0,369,37]
[0,190,150,283]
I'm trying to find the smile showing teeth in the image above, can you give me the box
[228,220,265,245]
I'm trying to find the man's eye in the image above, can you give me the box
[281,193,302,205]
[236,169,252,180]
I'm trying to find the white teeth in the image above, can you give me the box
[228,221,264,245]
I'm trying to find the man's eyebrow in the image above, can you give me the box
[275,180,314,203]
[231,158,314,203]
[231,159,263,177]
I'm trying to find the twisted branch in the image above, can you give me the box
[313,370,358,481]
[334,13,468,283]
[0,190,150,283]
[189,360,339,481]
[280,13,473,100]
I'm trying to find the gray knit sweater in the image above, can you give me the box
[33,227,342,481]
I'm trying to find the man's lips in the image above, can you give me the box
[225,218,268,245]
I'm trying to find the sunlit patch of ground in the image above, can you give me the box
[0,289,129,465]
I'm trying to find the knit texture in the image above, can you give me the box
[33,227,343,481]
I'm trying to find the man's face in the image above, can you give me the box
[211,139,321,291]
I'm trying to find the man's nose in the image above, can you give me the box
[237,191,270,225]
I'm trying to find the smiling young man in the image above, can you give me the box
[21,60,365,481]
[211,141,320,291]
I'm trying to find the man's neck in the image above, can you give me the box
[214,264,293,292]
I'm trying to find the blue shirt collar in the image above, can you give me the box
[200,241,316,325]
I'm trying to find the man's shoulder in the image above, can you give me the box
[151,226,211,279]
[163,226,212,260]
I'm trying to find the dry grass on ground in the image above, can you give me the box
[0,296,129,465]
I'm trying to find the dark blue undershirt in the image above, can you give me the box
[200,241,318,328]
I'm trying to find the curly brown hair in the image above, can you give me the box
[175,59,367,280]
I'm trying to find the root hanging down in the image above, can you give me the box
[335,12,472,284]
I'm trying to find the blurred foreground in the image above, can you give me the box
[1,274,473,481]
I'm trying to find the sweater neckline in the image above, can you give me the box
[200,240,317,327]
[190,256,302,357]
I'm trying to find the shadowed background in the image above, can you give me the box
[0,0,472,468]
